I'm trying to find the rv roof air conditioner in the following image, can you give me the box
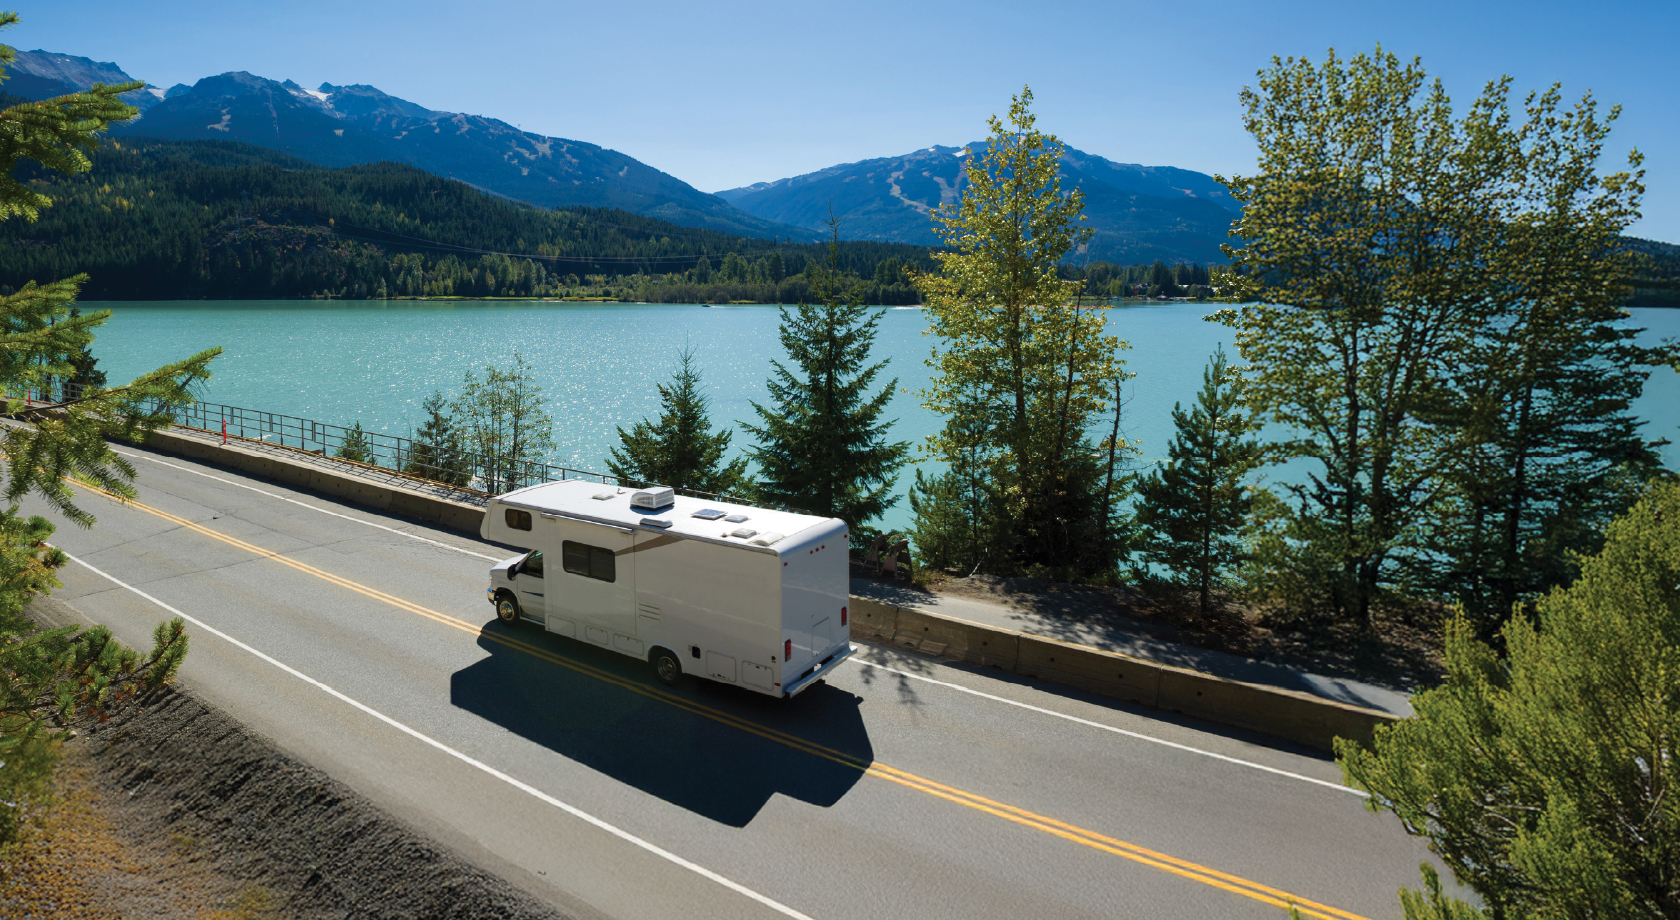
[630,487,675,510]
[748,532,785,547]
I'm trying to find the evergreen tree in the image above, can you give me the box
[608,346,748,496]
[1135,346,1259,617]
[907,410,1003,574]
[63,306,106,394]
[0,15,214,846]
[1147,260,1178,297]
[404,390,471,487]
[719,252,747,283]
[744,214,910,537]
[336,421,372,464]
[1339,478,1680,919]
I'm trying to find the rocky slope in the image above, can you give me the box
[6,48,163,109]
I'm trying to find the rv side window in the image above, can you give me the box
[505,508,532,531]
[562,540,616,582]
[523,550,543,577]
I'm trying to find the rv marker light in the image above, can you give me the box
[841,606,847,626]
[785,639,792,660]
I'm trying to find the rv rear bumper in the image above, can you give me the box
[783,644,855,698]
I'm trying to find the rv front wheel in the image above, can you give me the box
[651,648,682,686]
[495,592,521,625]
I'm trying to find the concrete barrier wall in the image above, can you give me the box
[846,596,899,642]
[890,607,1021,670]
[143,428,1399,753]
[147,429,486,535]
[1016,634,1162,709]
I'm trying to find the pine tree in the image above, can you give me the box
[608,346,748,496]
[744,213,909,535]
[336,421,372,464]
[907,411,1003,574]
[1135,346,1259,618]
[63,306,106,395]
[404,390,471,487]
[0,14,214,845]
[1339,478,1680,919]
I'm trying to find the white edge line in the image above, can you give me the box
[849,657,1366,797]
[61,549,817,920]
[111,446,1358,799]
[111,447,502,562]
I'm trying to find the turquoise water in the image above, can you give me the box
[84,300,1680,534]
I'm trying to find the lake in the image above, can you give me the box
[84,300,1680,535]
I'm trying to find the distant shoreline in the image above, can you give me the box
[78,295,1230,307]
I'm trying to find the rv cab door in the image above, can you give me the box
[514,550,547,622]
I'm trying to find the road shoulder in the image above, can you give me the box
[6,594,598,920]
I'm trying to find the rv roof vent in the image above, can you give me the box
[730,526,757,539]
[748,532,785,547]
[641,517,672,528]
[691,508,726,520]
[592,492,614,501]
[630,487,675,510]
[724,513,749,523]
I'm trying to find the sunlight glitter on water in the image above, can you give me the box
[87,301,1680,535]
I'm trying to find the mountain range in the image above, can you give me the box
[716,144,1240,264]
[6,50,819,242]
[8,49,1239,262]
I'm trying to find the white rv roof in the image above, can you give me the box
[496,480,839,552]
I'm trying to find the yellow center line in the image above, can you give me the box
[71,480,1369,920]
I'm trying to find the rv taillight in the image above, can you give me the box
[785,639,793,661]
[841,606,848,626]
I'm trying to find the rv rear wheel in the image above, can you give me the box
[651,648,682,686]
[495,592,521,625]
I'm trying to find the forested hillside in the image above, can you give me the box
[0,137,935,300]
[1625,236,1680,307]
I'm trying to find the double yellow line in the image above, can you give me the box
[72,479,1370,920]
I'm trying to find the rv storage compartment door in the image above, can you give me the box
[553,521,637,648]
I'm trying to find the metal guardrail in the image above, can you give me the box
[12,379,794,512]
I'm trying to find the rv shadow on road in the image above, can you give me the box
[451,620,874,828]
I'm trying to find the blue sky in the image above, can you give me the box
[16,0,1680,242]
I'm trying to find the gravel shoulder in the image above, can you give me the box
[2,595,586,920]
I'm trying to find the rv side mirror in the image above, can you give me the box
[508,562,519,577]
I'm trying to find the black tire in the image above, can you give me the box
[495,592,521,625]
[651,648,682,686]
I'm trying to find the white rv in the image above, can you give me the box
[481,480,854,697]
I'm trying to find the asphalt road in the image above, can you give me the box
[27,442,1444,920]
